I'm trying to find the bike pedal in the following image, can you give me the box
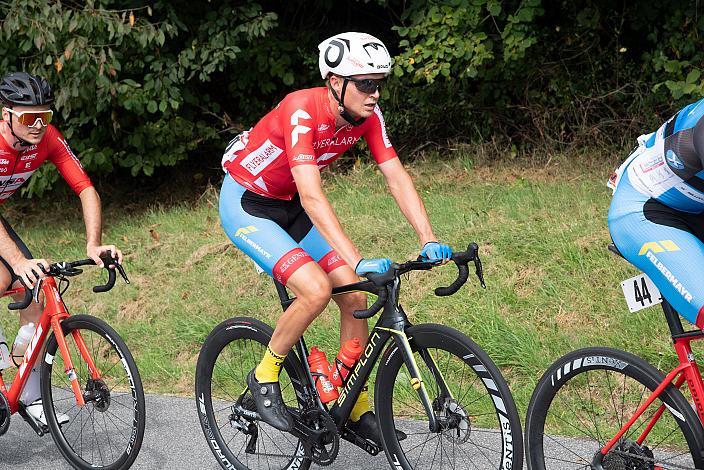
[17,406,48,437]
[341,428,380,456]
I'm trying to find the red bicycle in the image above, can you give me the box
[0,257,145,470]
[525,244,704,469]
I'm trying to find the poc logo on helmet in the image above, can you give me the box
[318,32,392,79]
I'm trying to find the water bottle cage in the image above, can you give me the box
[335,361,354,379]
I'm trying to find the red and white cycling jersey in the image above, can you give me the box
[222,87,398,200]
[0,123,92,202]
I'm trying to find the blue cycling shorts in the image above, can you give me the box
[609,168,704,328]
[219,174,347,285]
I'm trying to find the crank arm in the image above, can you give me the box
[340,428,380,455]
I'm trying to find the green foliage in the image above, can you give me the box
[0,0,278,194]
[2,0,704,195]
[394,0,543,83]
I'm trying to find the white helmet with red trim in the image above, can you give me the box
[318,32,392,79]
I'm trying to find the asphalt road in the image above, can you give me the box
[0,394,420,470]
[0,394,693,469]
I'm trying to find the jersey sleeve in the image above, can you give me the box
[280,95,318,168]
[46,127,93,195]
[364,106,398,165]
[694,115,704,164]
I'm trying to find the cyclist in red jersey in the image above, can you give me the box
[219,32,452,442]
[0,72,123,427]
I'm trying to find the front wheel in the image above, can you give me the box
[375,323,523,470]
[525,346,704,469]
[195,317,311,470]
[41,314,146,470]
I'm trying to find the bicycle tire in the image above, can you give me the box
[525,346,704,470]
[195,317,312,470]
[375,323,523,470]
[41,314,146,470]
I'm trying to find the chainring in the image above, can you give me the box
[301,408,339,466]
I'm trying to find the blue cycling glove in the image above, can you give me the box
[420,241,453,261]
[355,258,392,275]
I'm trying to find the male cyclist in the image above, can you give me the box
[219,32,452,442]
[0,72,123,427]
[608,97,704,330]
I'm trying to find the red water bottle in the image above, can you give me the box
[308,347,339,403]
[329,337,363,387]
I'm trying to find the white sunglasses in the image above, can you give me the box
[5,108,53,127]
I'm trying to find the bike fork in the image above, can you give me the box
[50,316,86,406]
[391,330,440,432]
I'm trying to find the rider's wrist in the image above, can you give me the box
[8,254,27,267]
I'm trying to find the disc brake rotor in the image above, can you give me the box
[434,397,471,443]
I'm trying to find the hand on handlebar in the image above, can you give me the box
[355,257,392,276]
[87,244,123,268]
[419,241,453,263]
[11,258,49,289]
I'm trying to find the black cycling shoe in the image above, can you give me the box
[246,369,294,432]
[346,411,407,447]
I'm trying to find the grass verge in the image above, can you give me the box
[0,152,677,419]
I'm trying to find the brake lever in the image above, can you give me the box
[473,254,486,289]
[115,262,130,284]
[33,278,43,303]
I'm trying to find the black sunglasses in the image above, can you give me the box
[343,76,384,94]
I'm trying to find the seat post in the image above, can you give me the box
[662,299,686,337]
[273,280,294,311]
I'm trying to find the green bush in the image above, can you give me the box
[1,0,703,194]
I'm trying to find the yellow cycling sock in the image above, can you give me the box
[255,346,286,383]
[350,386,370,422]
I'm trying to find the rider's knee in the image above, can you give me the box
[297,275,333,312]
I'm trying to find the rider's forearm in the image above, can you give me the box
[0,223,27,266]
[384,167,436,246]
[79,187,102,247]
[299,192,363,267]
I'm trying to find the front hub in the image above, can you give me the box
[84,379,111,412]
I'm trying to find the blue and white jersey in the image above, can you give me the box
[610,98,704,213]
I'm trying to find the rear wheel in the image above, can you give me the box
[525,347,704,469]
[41,315,145,470]
[375,323,523,470]
[195,317,311,470]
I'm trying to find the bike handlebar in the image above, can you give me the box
[353,242,485,319]
[7,256,129,311]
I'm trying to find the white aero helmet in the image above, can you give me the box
[318,32,392,79]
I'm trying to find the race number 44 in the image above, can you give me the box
[621,273,662,313]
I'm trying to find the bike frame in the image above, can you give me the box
[274,276,448,433]
[0,277,101,415]
[598,299,704,458]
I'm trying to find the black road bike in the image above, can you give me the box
[196,243,522,470]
